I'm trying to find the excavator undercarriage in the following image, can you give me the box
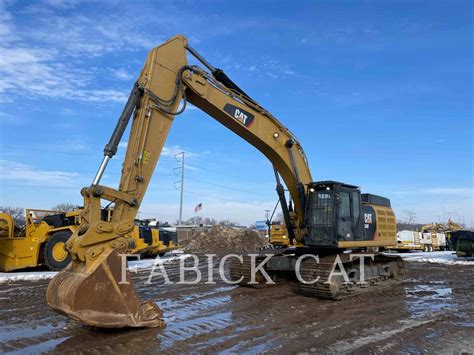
[229,250,405,300]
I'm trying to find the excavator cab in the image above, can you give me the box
[305,181,362,248]
[305,181,395,249]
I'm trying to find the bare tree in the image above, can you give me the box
[218,219,238,227]
[52,203,79,212]
[202,217,218,225]
[0,206,26,226]
[401,210,417,224]
[186,216,203,225]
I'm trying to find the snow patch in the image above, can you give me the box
[0,271,57,283]
[128,252,192,270]
[0,251,191,283]
[386,251,474,265]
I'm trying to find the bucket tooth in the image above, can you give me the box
[46,247,163,328]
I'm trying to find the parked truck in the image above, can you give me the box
[394,229,447,252]
[395,230,424,251]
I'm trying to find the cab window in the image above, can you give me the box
[337,191,351,218]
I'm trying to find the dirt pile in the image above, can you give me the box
[182,226,269,254]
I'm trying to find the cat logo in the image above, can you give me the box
[364,213,373,224]
[223,103,255,128]
[234,109,249,125]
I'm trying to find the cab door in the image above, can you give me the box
[336,190,353,241]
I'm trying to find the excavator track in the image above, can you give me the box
[299,253,405,300]
[229,254,275,287]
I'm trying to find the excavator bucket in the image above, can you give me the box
[46,246,164,328]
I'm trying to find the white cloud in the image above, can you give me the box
[60,108,74,115]
[41,0,81,9]
[422,187,473,196]
[84,89,128,103]
[186,103,199,111]
[0,46,128,103]
[56,138,89,152]
[230,56,296,79]
[0,160,78,184]
[0,3,137,103]
[111,68,134,81]
[391,186,473,198]
[0,0,17,44]
[117,143,201,161]
[161,145,200,159]
[0,1,276,103]
[0,112,14,123]
[24,11,155,57]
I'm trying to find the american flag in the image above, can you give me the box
[194,203,202,213]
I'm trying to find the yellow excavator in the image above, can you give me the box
[46,35,404,329]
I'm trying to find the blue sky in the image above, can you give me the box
[0,0,472,226]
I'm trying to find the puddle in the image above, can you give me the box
[457,321,474,328]
[0,323,65,343]
[406,284,455,317]
[5,336,70,355]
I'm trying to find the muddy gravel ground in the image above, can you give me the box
[0,258,473,354]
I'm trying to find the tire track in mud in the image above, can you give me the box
[131,257,295,351]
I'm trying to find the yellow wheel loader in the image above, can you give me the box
[129,219,178,257]
[0,209,177,272]
[119,222,177,257]
[0,209,81,271]
[268,208,304,247]
[269,223,304,247]
[104,208,178,256]
[46,35,404,329]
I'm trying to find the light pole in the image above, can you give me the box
[265,209,271,222]
[174,152,185,226]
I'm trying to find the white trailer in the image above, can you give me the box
[394,230,423,251]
